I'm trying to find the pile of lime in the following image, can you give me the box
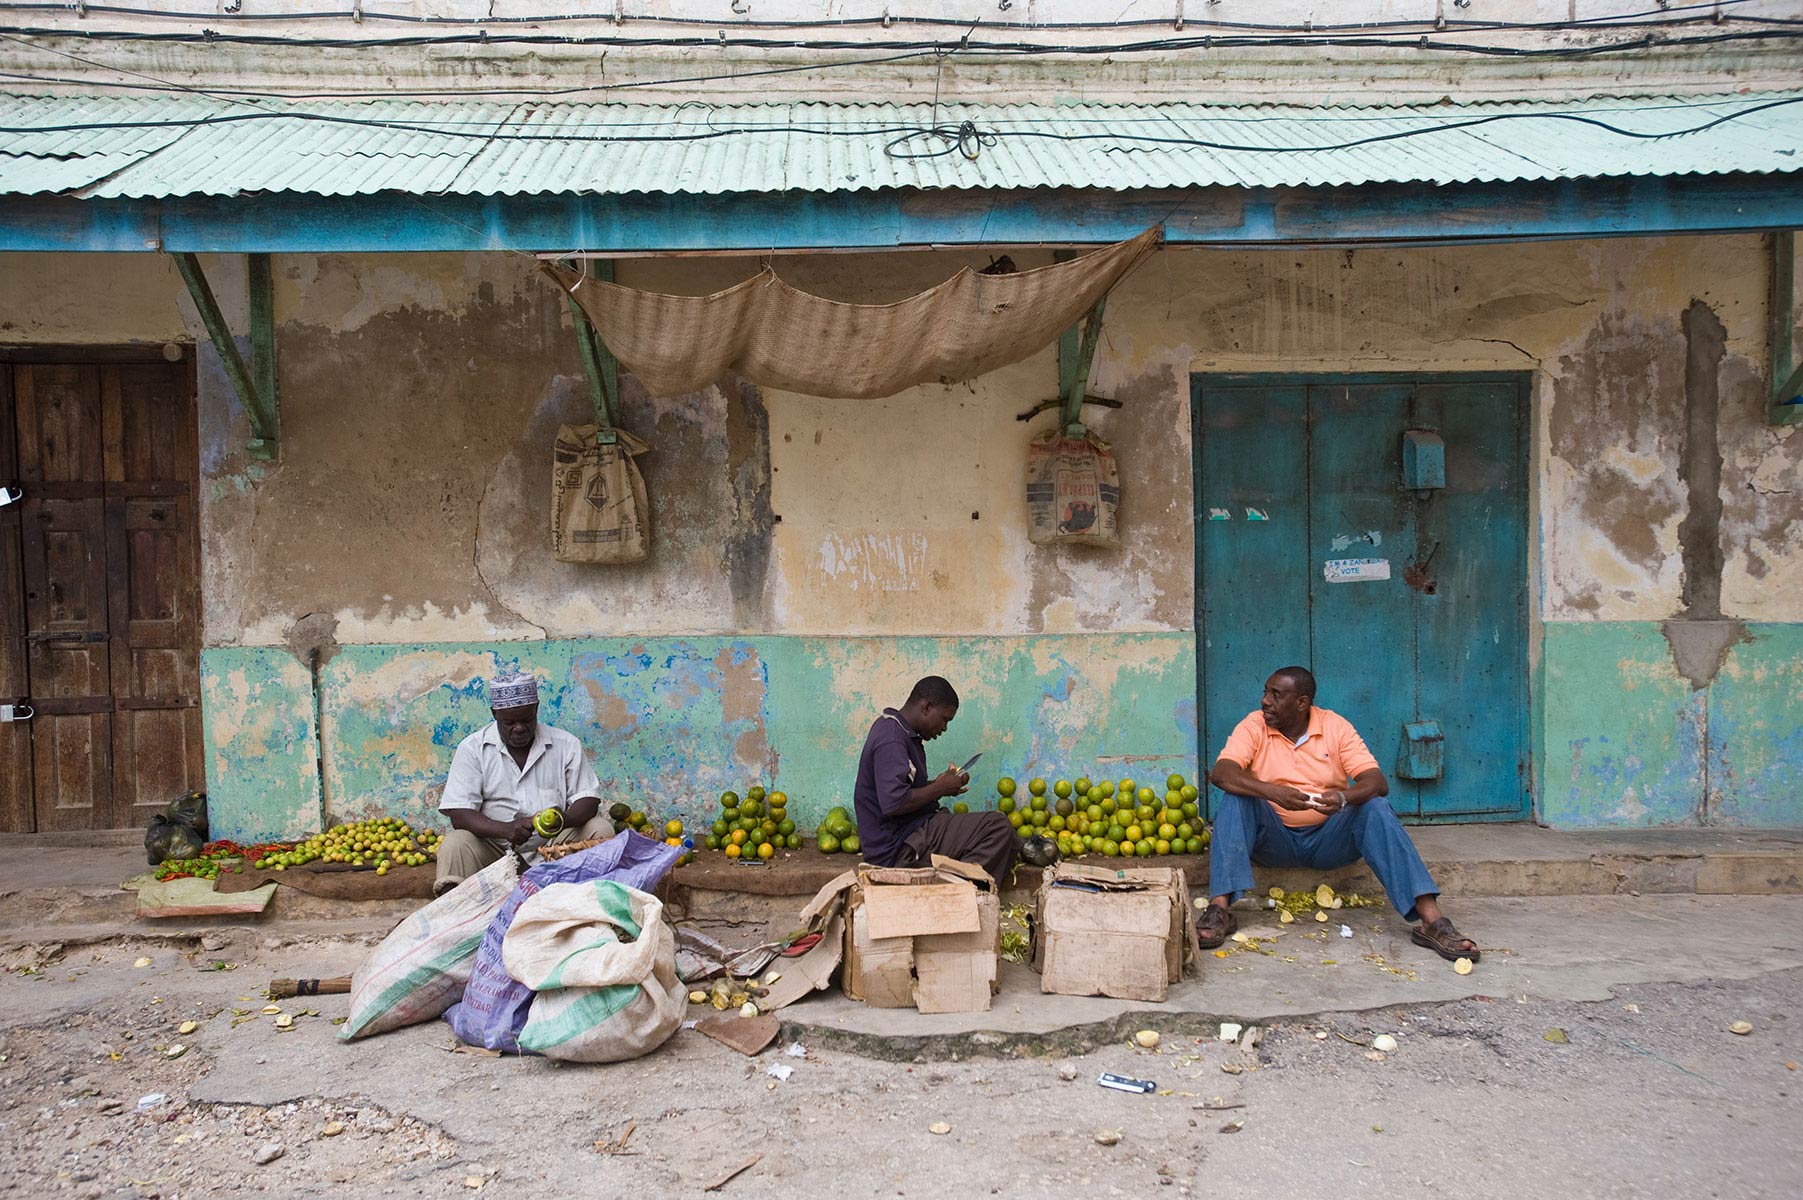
[814,806,860,855]
[995,772,1210,859]
[706,786,800,862]
[252,817,442,876]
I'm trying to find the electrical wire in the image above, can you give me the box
[0,0,1792,33]
[5,92,1797,154]
[2,23,1802,56]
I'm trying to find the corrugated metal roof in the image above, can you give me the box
[1,91,1799,199]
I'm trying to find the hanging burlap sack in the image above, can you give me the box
[551,424,651,564]
[1025,430,1121,548]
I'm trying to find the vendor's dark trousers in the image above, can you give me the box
[898,809,1019,884]
[1208,793,1438,921]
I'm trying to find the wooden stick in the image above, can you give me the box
[268,975,352,999]
[704,1154,761,1192]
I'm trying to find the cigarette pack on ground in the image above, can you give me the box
[1031,862,1195,1002]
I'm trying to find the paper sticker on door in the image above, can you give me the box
[1323,557,1391,583]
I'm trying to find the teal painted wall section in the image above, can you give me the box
[206,634,1196,838]
[200,647,324,842]
[1539,622,1803,828]
[1710,626,1803,826]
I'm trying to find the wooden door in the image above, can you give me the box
[1193,373,1530,823]
[2,355,202,832]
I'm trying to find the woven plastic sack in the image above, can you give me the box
[551,424,651,564]
[339,852,520,1041]
[504,881,685,1063]
[444,832,681,1053]
[1025,431,1121,548]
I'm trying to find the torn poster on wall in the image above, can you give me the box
[1323,558,1391,583]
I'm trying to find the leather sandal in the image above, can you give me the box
[1196,904,1239,949]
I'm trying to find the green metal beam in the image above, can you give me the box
[246,253,278,459]
[566,259,620,444]
[1052,249,1109,436]
[172,252,280,460]
[1772,231,1802,425]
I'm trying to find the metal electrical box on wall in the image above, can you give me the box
[1402,429,1446,490]
[1398,720,1445,780]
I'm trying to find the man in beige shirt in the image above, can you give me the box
[433,671,614,895]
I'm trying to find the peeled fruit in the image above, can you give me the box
[1453,957,1474,975]
[1133,1030,1160,1049]
[1372,1034,1398,1053]
[1315,910,1329,922]
[1268,886,1285,899]
[689,990,707,1004]
[1315,884,1336,908]
[929,1122,952,1136]
[740,1002,760,1018]
[1729,1020,1753,1035]
[1279,909,1295,925]
[178,1020,198,1035]
[532,808,564,838]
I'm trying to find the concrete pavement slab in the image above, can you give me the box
[779,895,1803,1056]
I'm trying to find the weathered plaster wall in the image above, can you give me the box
[4,233,1798,835]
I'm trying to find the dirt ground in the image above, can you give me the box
[1,914,1799,1200]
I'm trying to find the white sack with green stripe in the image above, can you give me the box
[341,852,521,1041]
[503,879,684,1063]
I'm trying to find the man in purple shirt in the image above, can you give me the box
[853,676,1018,883]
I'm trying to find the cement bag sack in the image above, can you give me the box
[504,880,685,1063]
[340,853,520,1041]
[444,832,682,1053]
[551,423,651,564]
[1025,430,1121,548]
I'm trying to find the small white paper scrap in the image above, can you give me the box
[1339,924,1353,939]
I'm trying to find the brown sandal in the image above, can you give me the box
[1411,916,1480,962]
[1197,905,1239,949]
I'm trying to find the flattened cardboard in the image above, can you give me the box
[912,889,1000,1014]
[758,910,845,1012]
[861,883,980,941]
[1032,863,1193,1003]
[841,856,1000,1013]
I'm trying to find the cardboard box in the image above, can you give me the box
[1031,862,1195,1002]
[843,857,1001,1014]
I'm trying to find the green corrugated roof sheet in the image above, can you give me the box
[1,90,1799,199]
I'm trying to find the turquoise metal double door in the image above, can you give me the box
[1192,374,1531,822]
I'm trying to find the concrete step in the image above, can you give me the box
[1,825,1798,938]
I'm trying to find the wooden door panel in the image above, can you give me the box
[102,363,202,823]
[16,365,103,484]
[112,705,199,826]
[0,367,30,831]
[33,709,112,832]
[107,364,195,487]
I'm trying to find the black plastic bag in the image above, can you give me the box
[145,815,204,864]
[143,791,209,865]
[165,791,208,836]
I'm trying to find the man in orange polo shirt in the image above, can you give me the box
[1199,666,1479,963]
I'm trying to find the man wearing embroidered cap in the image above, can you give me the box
[433,670,613,895]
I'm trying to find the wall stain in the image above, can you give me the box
[723,375,776,627]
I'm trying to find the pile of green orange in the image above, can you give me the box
[705,786,801,862]
[996,772,1210,860]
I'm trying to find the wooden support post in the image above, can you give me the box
[1771,231,1803,426]
[567,259,620,444]
[172,252,281,460]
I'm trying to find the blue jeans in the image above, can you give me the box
[1208,793,1439,921]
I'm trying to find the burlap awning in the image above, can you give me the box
[546,228,1160,400]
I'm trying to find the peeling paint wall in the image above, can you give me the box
[2,231,1796,836]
